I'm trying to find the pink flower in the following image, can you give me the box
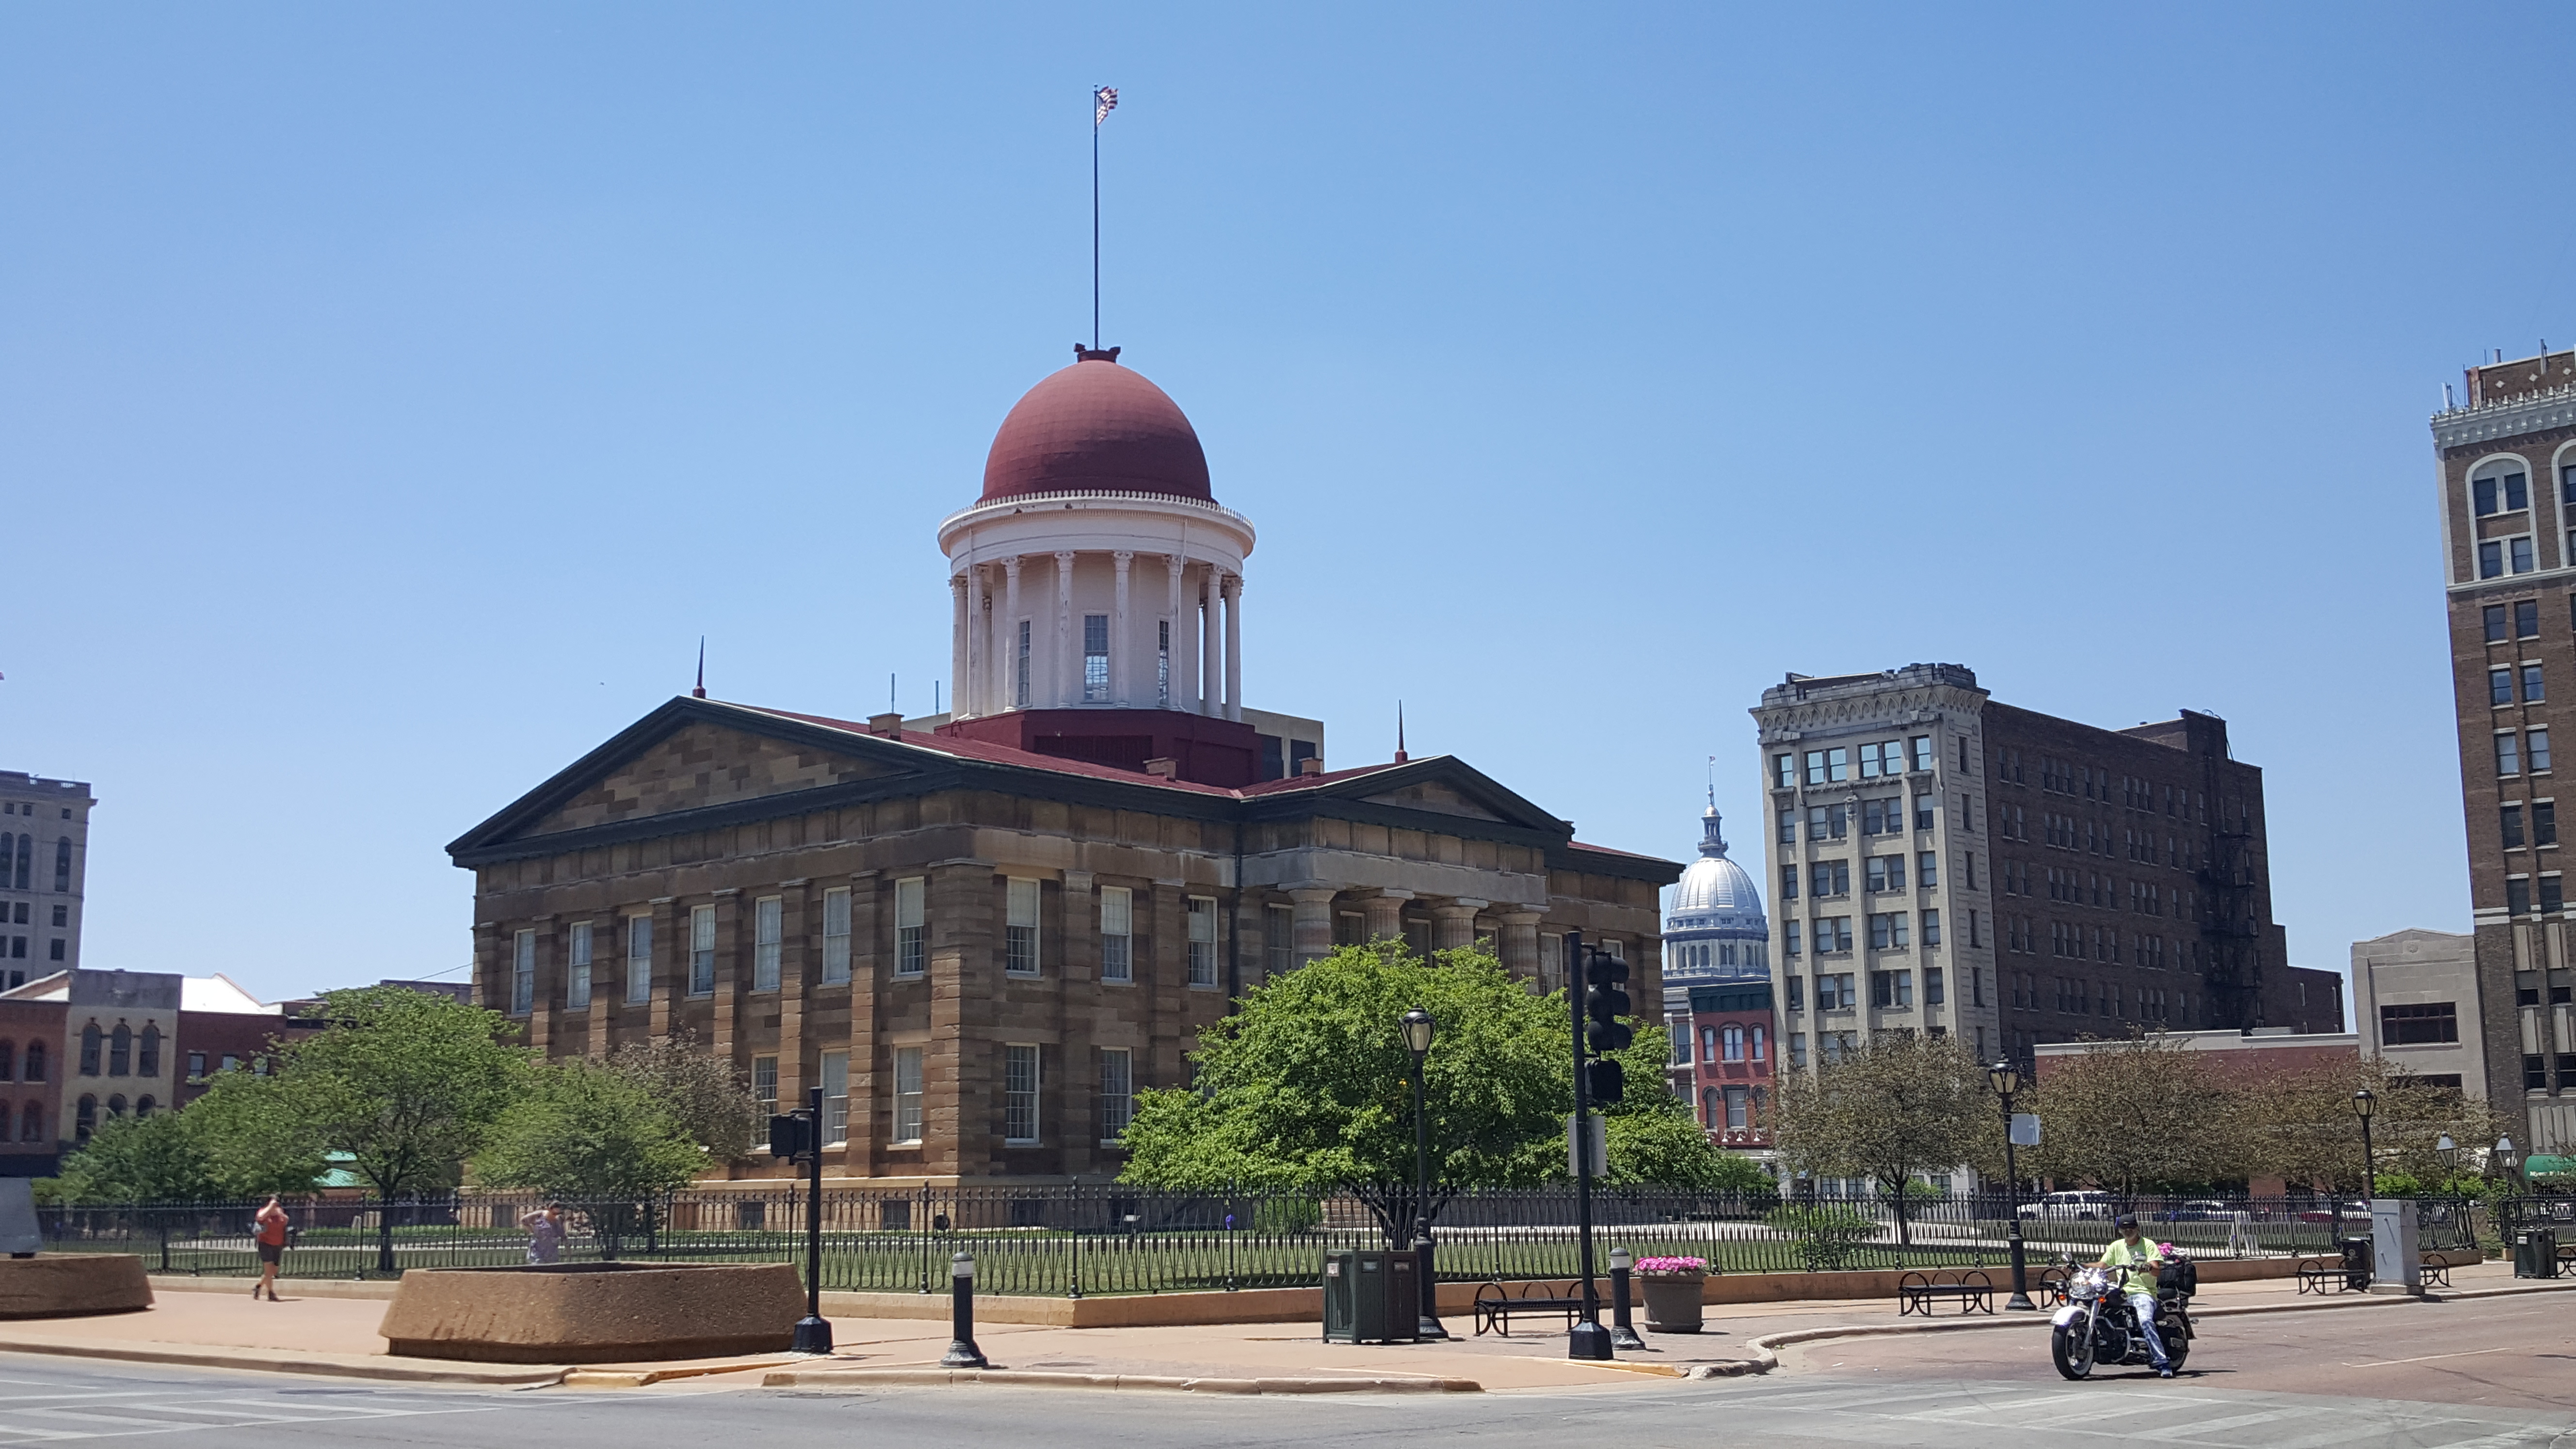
[1633,1256,1708,1274]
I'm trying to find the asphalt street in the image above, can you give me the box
[0,1293,2567,1449]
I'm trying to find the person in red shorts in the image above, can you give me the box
[252,1197,289,1302]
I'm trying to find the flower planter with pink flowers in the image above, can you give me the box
[1634,1255,1711,1333]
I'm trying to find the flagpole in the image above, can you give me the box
[1091,97,1101,352]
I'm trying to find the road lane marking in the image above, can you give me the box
[2124,1408,2305,1441]
[2341,1345,2525,1368]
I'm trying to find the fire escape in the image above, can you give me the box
[2197,800,2264,1030]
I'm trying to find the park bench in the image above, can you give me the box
[1895,1268,1994,1318]
[2294,1255,2370,1294]
[1472,1279,1590,1337]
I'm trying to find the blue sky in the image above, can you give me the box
[5,4,2570,1004]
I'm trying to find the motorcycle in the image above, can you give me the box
[2048,1249,2195,1380]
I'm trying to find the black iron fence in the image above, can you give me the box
[37,1187,2483,1295]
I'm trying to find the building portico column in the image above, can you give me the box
[949,575,968,719]
[1431,899,1487,952]
[1054,551,1077,708]
[1198,570,1217,716]
[1112,551,1133,708]
[1221,573,1242,721]
[1362,890,1412,943]
[1288,888,1338,969]
[965,564,987,718]
[1164,554,1184,709]
[1498,910,1544,984]
[1001,556,1023,709]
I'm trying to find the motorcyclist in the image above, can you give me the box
[2093,1214,2174,1378]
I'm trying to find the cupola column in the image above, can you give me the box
[1112,551,1133,708]
[964,564,988,718]
[1001,557,1024,709]
[1164,554,1186,709]
[1053,551,1077,708]
[1222,573,1243,721]
[1198,570,1217,716]
[949,574,968,720]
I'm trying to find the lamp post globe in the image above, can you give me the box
[1987,1059,2034,1311]
[1399,1007,1445,1340]
[1401,1008,1435,1058]
[2437,1133,2458,1179]
[2497,1135,2520,1186]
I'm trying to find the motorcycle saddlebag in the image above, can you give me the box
[2157,1259,2197,1296]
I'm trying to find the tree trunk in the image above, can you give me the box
[376,1198,397,1274]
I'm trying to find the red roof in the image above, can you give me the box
[981,355,1212,503]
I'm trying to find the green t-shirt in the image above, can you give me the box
[2100,1238,2163,1296]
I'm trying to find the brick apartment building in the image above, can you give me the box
[1684,980,1775,1153]
[0,968,290,1175]
[2431,347,2576,1156]
[451,347,1679,1185]
[1754,665,2334,1076]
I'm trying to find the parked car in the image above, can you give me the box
[2162,1200,2247,1223]
[2293,1201,2371,1224]
[2018,1190,2116,1221]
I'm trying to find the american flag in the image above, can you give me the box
[1094,86,1118,126]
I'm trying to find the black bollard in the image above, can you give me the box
[941,1250,988,1368]
[1607,1247,1644,1349]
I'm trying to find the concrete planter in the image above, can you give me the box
[1639,1272,1706,1333]
[380,1262,803,1363]
[0,1255,153,1319]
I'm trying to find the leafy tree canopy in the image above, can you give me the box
[50,1111,219,1204]
[1771,1034,1983,1240]
[472,1058,708,1203]
[606,1030,761,1162]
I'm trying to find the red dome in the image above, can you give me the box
[980,351,1212,502]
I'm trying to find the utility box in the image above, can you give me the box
[1320,1250,1420,1344]
[2368,1200,2421,1294]
[2514,1228,2560,1280]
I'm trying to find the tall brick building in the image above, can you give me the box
[2432,348,2576,1156]
[451,346,1679,1185]
[1754,665,2320,1075]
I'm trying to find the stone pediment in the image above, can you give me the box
[1359,780,1508,822]
[522,722,898,836]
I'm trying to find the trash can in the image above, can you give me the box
[2337,1237,2372,1291]
[1321,1249,1420,1344]
[2513,1228,2560,1280]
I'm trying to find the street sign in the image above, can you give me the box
[1566,1111,1608,1177]
[2010,1112,2041,1146]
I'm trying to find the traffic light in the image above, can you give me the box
[1584,1058,1626,1103]
[1582,950,1632,1055]
[770,1111,812,1160]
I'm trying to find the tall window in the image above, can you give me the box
[1750,1024,1767,1061]
[1918,851,1938,887]
[109,1024,131,1076]
[752,1054,778,1115]
[2534,727,2554,772]
[23,1041,42,1082]
[1772,754,1794,789]
[512,929,536,1015]
[1098,1047,1133,1143]
[1082,614,1110,701]
[1722,1024,1746,1062]
[2474,469,2529,515]
[1099,886,1133,982]
[821,887,853,984]
[18,1103,39,1142]
[820,1050,849,1146]
[752,896,783,991]
[568,921,593,1010]
[1004,1044,1040,1143]
[690,905,718,995]
[1006,878,1042,975]
[2482,540,2506,579]
[52,837,69,892]
[2499,733,2523,777]
[0,1041,12,1081]
[138,1026,160,1078]
[1157,620,1171,705]
[626,915,653,1003]
[2505,804,2528,847]
[892,1046,924,1143]
[1015,620,1032,707]
[1266,903,1294,977]
[1724,1085,1749,1130]
[895,877,926,976]
[1186,896,1218,986]
[2494,668,2516,706]
[1914,793,1935,831]
[2539,801,2559,845]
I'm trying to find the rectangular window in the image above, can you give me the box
[2540,800,2559,846]
[1016,619,1032,707]
[2509,877,2533,915]
[752,1054,778,1115]
[567,921,593,1010]
[1751,1024,1767,1061]
[820,1049,850,1147]
[1914,793,1935,831]
[1825,918,1853,953]
[1082,613,1110,701]
[1925,967,1945,1006]
[2482,540,2505,579]
[821,887,853,984]
[2500,733,2524,777]
[1810,859,1850,897]
[1006,878,1042,975]
[1187,896,1219,985]
[2544,874,2564,913]
[2378,1002,2459,1045]
[1921,909,1941,946]
[1098,1047,1133,1143]
[2519,598,2542,637]
[886,1048,925,1145]
[689,904,717,995]
[1266,903,1293,977]
[895,877,927,976]
[2509,471,2532,510]
[1784,923,1801,956]
[2504,804,2527,848]
[1773,754,1794,789]
[511,929,536,1016]
[2527,1054,2548,1091]
[2480,476,2501,514]
[1005,1044,1040,1143]
[1786,974,1804,1011]
[626,916,653,1003]
[1860,741,1899,778]
[1100,886,1134,982]
[2514,536,2537,573]
[2528,665,2548,703]
[1157,619,1172,705]
[1780,864,1800,901]
[1868,912,1910,950]
[1869,855,1906,891]
[1910,735,1933,773]
[754,896,783,992]
[1918,851,1938,887]
[1777,807,1797,845]
[2494,667,2516,706]
[2487,604,2509,642]
[2534,727,2553,772]
[186,1051,206,1082]
[1789,1032,1808,1067]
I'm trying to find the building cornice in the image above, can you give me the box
[2432,386,2576,451]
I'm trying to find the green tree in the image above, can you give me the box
[1597,1023,1767,1191]
[605,1030,761,1163]
[2023,1033,2244,1198]
[2240,1055,2508,1196]
[191,986,529,1270]
[185,1072,336,1200]
[51,1111,219,1204]
[1119,941,1567,1235]
[1770,1034,1984,1246]
[473,1059,708,1256]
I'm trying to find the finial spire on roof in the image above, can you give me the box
[692,637,707,699]
[1393,701,1408,764]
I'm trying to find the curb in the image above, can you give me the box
[760,1367,1481,1394]
[0,1338,567,1387]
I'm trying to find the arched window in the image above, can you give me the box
[74,1095,96,1141]
[18,1102,40,1143]
[2473,461,2532,517]
[23,1041,44,1082]
[78,1024,101,1076]
[105,1095,126,1118]
[1700,1088,1720,1127]
[52,837,69,892]
[134,1095,156,1118]
[108,1024,132,1077]
[0,1040,13,1081]
[1723,1024,1746,1062]
[138,1026,161,1078]
[10,834,25,891]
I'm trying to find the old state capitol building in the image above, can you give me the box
[450,345,1680,1184]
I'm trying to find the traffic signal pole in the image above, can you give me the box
[1567,931,1611,1361]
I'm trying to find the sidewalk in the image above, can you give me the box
[2,1258,2561,1395]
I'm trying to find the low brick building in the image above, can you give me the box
[1685,981,1775,1153]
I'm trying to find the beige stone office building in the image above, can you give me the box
[0,772,92,992]
[450,346,1678,1184]
[2351,928,2488,1100]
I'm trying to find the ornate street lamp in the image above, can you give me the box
[1987,1060,2036,1311]
[2353,1088,2378,1207]
[1400,1008,1446,1340]
[2437,1133,2458,1180]
[2496,1134,2521,1188]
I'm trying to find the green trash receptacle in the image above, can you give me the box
[2514,1228,2559,1279]
[1321,1250,1420,1344]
